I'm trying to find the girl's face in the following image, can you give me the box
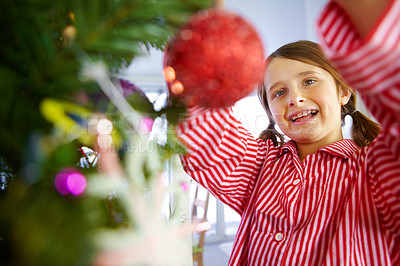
[264,57,350,146]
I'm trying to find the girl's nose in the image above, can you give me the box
[288,91,305,107]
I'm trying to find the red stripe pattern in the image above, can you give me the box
[177,1,400,265]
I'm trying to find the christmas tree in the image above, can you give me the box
[0,0,211,265]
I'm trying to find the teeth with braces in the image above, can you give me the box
[291,110,318,122]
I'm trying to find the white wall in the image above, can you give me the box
[226,0,308,53]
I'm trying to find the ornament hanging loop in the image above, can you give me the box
[213,0,225,9]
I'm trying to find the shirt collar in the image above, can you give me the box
[276,140,298,159]
[276,139,359,160]
[319,139,359,158]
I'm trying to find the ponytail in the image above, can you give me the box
[341,94,380,147]
[259,123,285,147]
[348,110,380,147]
[258,81,285,147]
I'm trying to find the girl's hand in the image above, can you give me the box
[332,0,391,39]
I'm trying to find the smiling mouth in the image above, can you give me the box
[290,110,318,122]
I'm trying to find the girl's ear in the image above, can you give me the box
[339,86,352,105]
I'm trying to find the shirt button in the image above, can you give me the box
[274,232,285,242]
[292,179,301,185]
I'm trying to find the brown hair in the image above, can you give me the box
[258,40,380,147]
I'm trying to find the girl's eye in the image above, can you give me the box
[273,90,286,98]
[303,79,316,86]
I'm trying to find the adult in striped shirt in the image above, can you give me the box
[177,0,400,265]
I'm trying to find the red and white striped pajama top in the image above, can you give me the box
[177,1,400,265]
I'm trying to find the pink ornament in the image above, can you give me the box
[55,168,87,196]
[55,172,70,195]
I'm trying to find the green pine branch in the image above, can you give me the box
[0,0,211,172]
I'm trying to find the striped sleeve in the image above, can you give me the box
[177,106,268,215]
[316,0,400,231]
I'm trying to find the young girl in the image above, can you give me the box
[177,0,400,265]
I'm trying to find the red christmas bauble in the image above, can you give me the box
[164,8,265,108]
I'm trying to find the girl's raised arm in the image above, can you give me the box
[316,0,400,149]
[332,0,391,39]
[177,106,269,215]
[317,0,400,233]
